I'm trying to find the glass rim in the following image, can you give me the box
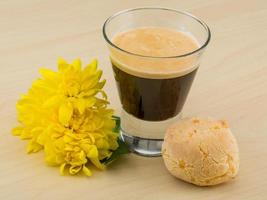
[102,7,211,59]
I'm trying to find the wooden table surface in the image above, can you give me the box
[0,0,267,199]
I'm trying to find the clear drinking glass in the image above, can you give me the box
[103,7,210,156]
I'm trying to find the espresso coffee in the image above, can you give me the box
[111,27,199,121]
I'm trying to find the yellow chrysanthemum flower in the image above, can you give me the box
[12,58,119,176]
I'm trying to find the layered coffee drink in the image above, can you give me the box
[111,27,199,122]
[103,7,210,157]
[103,8,210,156]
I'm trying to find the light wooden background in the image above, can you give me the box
[0,0,267,199]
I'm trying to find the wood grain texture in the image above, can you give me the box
[0,0,267,199]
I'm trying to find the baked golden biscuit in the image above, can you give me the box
[162,117,239,186]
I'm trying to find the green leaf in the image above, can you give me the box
[112,115,121,133]
[102,116,130,165]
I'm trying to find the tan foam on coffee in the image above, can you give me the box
[111,27,200,79]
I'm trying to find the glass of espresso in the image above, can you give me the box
[103,8,211,156]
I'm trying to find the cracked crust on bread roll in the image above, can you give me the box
[162,117,239,186]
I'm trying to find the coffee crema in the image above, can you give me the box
[111,27,199,79]
[110,27,199,121]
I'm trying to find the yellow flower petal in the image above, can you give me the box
[44,142,62,166]
[59,101,73,126]
[63,135,72,143]
[88,133,95,144]
[60,163,67,175]
[82,165,92,176]
[12,126,23,136]
[96,90,107,100]
[58,58,69,72]
[79,150,87,161]
[98,149,112,160]
[95,138,109,149]
[90,59,97,68]
[54,138,65,152]
[20,129,32,140]
[97,80,106,90]
[75,98,87,114]
[87,145,98,158]
[39,68,58,80]
[69,165,82,175]
[72,59,81,72]
[81,76,98,91]
[67,85,79,97]
[103,119,116,130]
[81,59,97,81]
[86,97,96,108]
[36,132,48,146]
[90,157,106,170]
[80,143,91,154]
[27,140,43,153]
[31,127,44,135]
[43,95,62,108]
[82,70,103,91]
[79,90,96,98]
[109,139,119,151]
[86,59,97,73]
